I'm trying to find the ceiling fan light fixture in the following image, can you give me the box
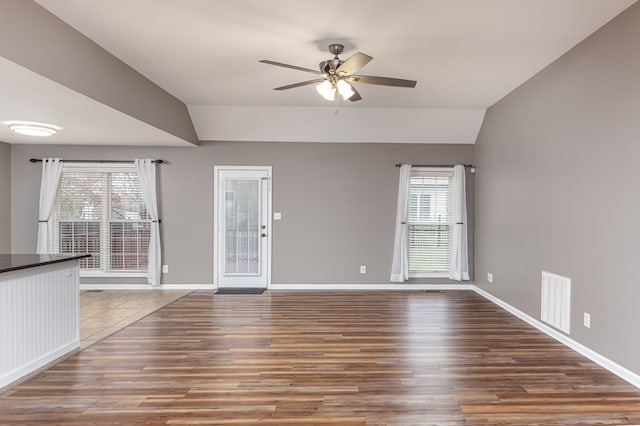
[336,79,355,100]
[7,121,59,137]
[261,43,416,102]
[316,80,335,101]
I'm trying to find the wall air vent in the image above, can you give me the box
[541,271,571,334]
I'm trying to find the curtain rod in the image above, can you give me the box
[29,158,164,164]
[395,163,474,168]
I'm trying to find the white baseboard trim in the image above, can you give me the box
[0,339,79,389]
[80,284,214,290]
[80,283,471,291]
[269,283,474,291]
[473,286,640,389]
[161,284,214,290]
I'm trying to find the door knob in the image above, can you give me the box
[261,233,267,237]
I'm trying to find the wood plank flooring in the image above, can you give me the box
[1,290,640,425]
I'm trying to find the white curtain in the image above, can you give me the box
[390,164,412,282]
[449,165,470,281]
[135,159,162,286]
[36,158,63,254]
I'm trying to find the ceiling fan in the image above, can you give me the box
[259,43,417,102]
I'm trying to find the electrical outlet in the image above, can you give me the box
[487,272,493,283]
[360,265,366,274]
[162,265,169,274]
[584,312,591,328]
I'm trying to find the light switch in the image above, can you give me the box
[274,212,282,220]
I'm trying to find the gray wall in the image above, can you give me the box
[11,142,474,285]
[0,142,10,251]
[475,2,640,374]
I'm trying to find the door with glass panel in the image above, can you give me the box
[214,167,271,288]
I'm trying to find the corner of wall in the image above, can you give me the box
[0,142,11,252]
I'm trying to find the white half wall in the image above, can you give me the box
[188,105,485,144]
[0,262,80,389]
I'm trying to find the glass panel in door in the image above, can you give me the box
[224,179,260,275]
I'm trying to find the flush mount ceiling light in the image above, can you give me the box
[7,121,60,137]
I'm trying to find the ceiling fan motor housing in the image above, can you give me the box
[319,58,343,74]
[320,43,346,74]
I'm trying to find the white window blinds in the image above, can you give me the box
[407,170,454,274]
[52,167,150,273]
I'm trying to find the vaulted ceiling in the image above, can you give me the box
[0,0,636,145]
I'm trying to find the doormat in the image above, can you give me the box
[215,288,265,295]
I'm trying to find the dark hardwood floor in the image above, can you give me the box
[1,290,640,425]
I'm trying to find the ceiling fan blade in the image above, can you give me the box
[351,74,417,88]
[336,52,373,76]
[348,85,362,102]
[259,60,322,75]
[273,78,326,91]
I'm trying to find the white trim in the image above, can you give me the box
[405,167,456,278]
[213,167,219,288]
[473,286,640,389]
[62,162,134,170]
[409,272,449,278]
[270,283,474,291]
[159,284,213,290]
[80,284,213,290]
[411,166,454,173]
[213,165,272,289]
[80,271,147,278]
[0,340,79,389]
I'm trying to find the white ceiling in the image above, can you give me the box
[2,0,637,145]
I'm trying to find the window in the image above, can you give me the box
[52,165,150,275]
[407,168,454,276]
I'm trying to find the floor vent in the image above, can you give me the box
[541,271,571,334]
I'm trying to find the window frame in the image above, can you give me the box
[407,167,454,279]
[52,162,150,278]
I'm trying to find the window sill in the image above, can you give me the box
[409,272,450,279]
[80,271,148,278]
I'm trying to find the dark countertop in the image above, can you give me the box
[0,254,91,274]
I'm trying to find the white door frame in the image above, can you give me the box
[213,165,272,288]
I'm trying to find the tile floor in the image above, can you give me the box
[80,289,191,349]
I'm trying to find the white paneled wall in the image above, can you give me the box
[0,262,80,388]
